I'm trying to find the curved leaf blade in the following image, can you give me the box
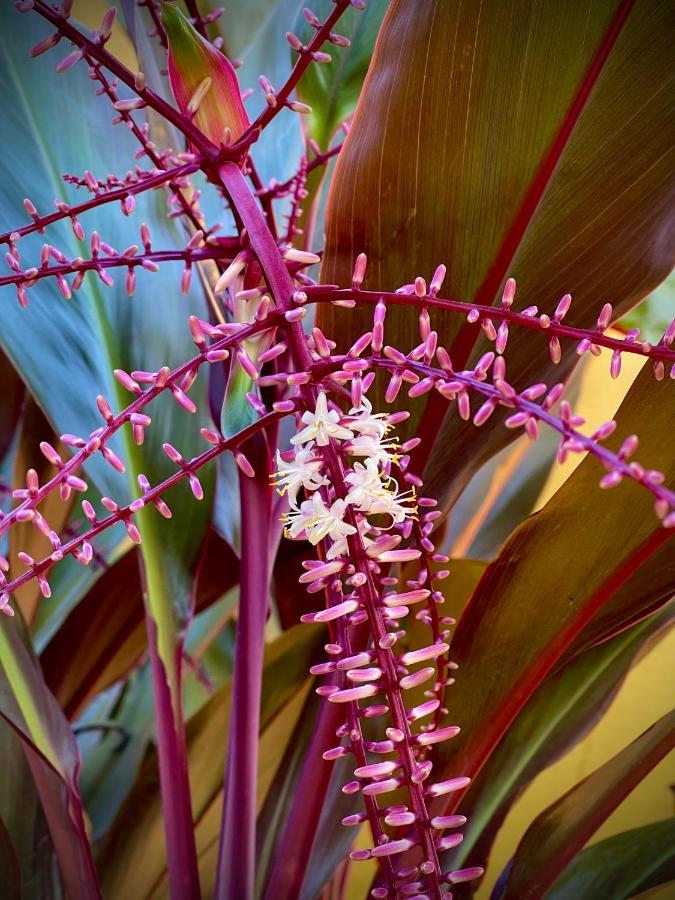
[441,603,674,875]
[502,709,675,899]
[432,363,675,806]
[318,0,674,507]
[544,818,675,900]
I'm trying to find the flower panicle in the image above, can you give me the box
[273,388,481,894]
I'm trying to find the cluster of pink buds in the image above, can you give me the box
[273,389,483,896]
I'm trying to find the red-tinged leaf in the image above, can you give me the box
[501,709,675,899]
[0,815,20,900]
[0,616,100,898]
[431,364,674,813]
[97,624,322,900]
[440,603,674,884]
[557,538,675,662]
[544,818,675,900]
[41,530,238,718]
[318,0,674,506]
[163,4,249,146]
[0,717,61,898]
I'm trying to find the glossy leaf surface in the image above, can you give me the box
[442,603,674,877]
[502,708,675,898]
[544,818,675,900]
[319,0,675,506]
[432,364,675,805]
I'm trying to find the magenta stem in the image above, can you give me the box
[237,1,353,148]
[145,615,200,900]
[305,288,675,364]
[216,458,274,900]
[0,162,201,246]
[1,247,235,290]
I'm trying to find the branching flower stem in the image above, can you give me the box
[305,288,675,366]
[32,0,216,155]
[236,1,354,148]
[0,409,287,605]
[0,162,201,246]
[0,247,235,291]
[0,319,274,538]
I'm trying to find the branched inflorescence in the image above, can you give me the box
[3,0,675,897]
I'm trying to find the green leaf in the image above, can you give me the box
[501,709,675,899]
[294,1,386,150]
[441,603,674,875]
[0,25,215,864]
[544,818,675,900]
[0,718,61,900]
[318,0,674,507]
[432,363,675,810]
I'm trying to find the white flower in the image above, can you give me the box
[348,432,400,465]
[291,392,354,447]
[365,484,417,525]
[270,447,328,507]
[283,493,356,548]
[346,397,389,439]
[345,458,391,509]
[345,459,416,525]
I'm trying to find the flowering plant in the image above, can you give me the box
[0,1,673,899]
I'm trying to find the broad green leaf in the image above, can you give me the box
[97,623,322,899]
[544,818,675,900]
[318,0,674,507]
[0,6,214,618]
[441,603,674,876]
[431,364,675,810]
[0,22,214,865]
[502,709,675,899]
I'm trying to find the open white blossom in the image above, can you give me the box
[346,397,389,439]
[348,431,400,465]
[346,459,416,525]
[271,447,328,507]
[283,493,356,548]
[345,458,392,509]
[327,515,374,560]
[291,392,354,447]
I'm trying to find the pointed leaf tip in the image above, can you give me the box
[162,4,249,147]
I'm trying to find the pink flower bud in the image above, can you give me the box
[163,5,249,148]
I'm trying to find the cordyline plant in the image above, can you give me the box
[0,1,673,899]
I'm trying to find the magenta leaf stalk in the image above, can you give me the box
[217,456,275,900]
